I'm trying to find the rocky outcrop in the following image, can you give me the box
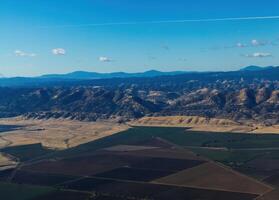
[1,70,279,124]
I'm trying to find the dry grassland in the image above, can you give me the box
[0,153,17,170]
[0,117,129,149]
[132,116,279,134]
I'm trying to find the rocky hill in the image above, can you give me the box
[0,67,279,124]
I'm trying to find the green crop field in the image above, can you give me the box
[2,143,54,162]
[2,126,279,199]
[49,126,279,159]
[0,182,53,200]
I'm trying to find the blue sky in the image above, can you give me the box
[1,0,279,77]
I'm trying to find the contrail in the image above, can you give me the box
[39,15,279,28]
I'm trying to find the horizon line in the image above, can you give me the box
[2,65,278,78]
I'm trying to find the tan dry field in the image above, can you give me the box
[154,162,272,195]
[0,117,129,149]
[0,153,17,170]
[132,116,279,134]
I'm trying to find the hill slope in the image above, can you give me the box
[0,67,279,124]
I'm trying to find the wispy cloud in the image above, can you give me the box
[14,50,36,57]
[244,52,272,58]
[99,56,112,62]
[39,15,279,28]
[207,39,269,51]
[251,39,266,46]
[52,48,66,55]
[236,42,247,48]
[235,40,267,48]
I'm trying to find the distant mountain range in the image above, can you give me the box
[239,65,276,71]
[39,70,188,80]
[31,66,279,79]
[0,65,279,123]
[0,66,279,88]
[1,66,278,81]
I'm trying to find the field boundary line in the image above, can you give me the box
[151,179,261,195]
[254,188,277,200]
[86,175,259,196]
[213,161,273,191]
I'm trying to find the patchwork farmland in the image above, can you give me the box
[1,126,279,199]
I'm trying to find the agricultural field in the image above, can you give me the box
[0,182,54,200]
[154,162,271,194]
[0,118,129,149]
[32,190,93,200]
[257,189,279,200]
[1,126,279,199]
[11,170,78,186]
[2,143,54,162]
[61,177,257,200]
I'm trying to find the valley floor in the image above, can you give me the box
[0,117,129,149]
[0,118,279,199]
[1,126,279,199]
[132,116,279,134]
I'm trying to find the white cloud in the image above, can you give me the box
[99,56,112,62]
[251,39,259,46]
[251,39,266,46]
[52,48,66,55]
[245,52,272,58]
[14,50,36,57]
[236,42,246,48]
